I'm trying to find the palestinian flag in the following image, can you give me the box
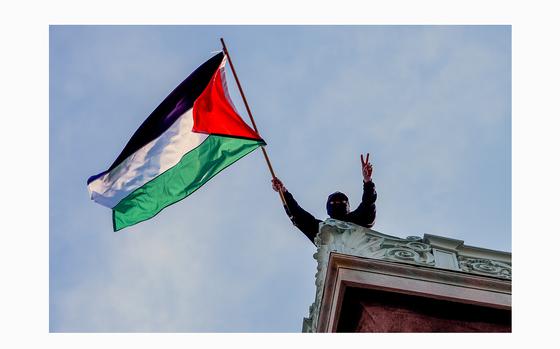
[87,52,265,231]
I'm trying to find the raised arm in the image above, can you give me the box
[272,177,321,244]
[349,153,377,227]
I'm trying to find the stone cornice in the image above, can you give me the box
[302,219,511,332]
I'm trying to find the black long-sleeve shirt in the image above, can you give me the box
[283,181,377,244]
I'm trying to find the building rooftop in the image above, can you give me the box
[302,218,511,332]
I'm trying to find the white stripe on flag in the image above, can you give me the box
[88,108,208,208]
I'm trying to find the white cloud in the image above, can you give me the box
[50,25,511,332]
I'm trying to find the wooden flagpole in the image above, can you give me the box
[219,38,292,216]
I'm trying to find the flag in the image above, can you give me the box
[87,52,265,231]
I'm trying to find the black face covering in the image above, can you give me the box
[326,192,349,220]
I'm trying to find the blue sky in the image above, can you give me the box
[49,25,511,332]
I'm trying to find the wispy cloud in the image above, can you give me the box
[50,25,510,332]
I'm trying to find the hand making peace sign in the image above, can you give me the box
[361,153,373,183]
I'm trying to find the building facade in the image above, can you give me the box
[302,219,511,332]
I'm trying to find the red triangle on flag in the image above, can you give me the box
[192,63,263,141]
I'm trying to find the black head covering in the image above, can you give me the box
[326,191,349,219]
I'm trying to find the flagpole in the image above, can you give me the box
[220,38,292,217]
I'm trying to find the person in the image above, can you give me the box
[272,153,377,245]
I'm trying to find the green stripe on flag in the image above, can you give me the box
[112,134,263,231]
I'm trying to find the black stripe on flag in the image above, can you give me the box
[88,52,224,184]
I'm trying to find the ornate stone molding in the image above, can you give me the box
[302,219,511,332]
[458,256,512,279]
[302,219,436,332]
